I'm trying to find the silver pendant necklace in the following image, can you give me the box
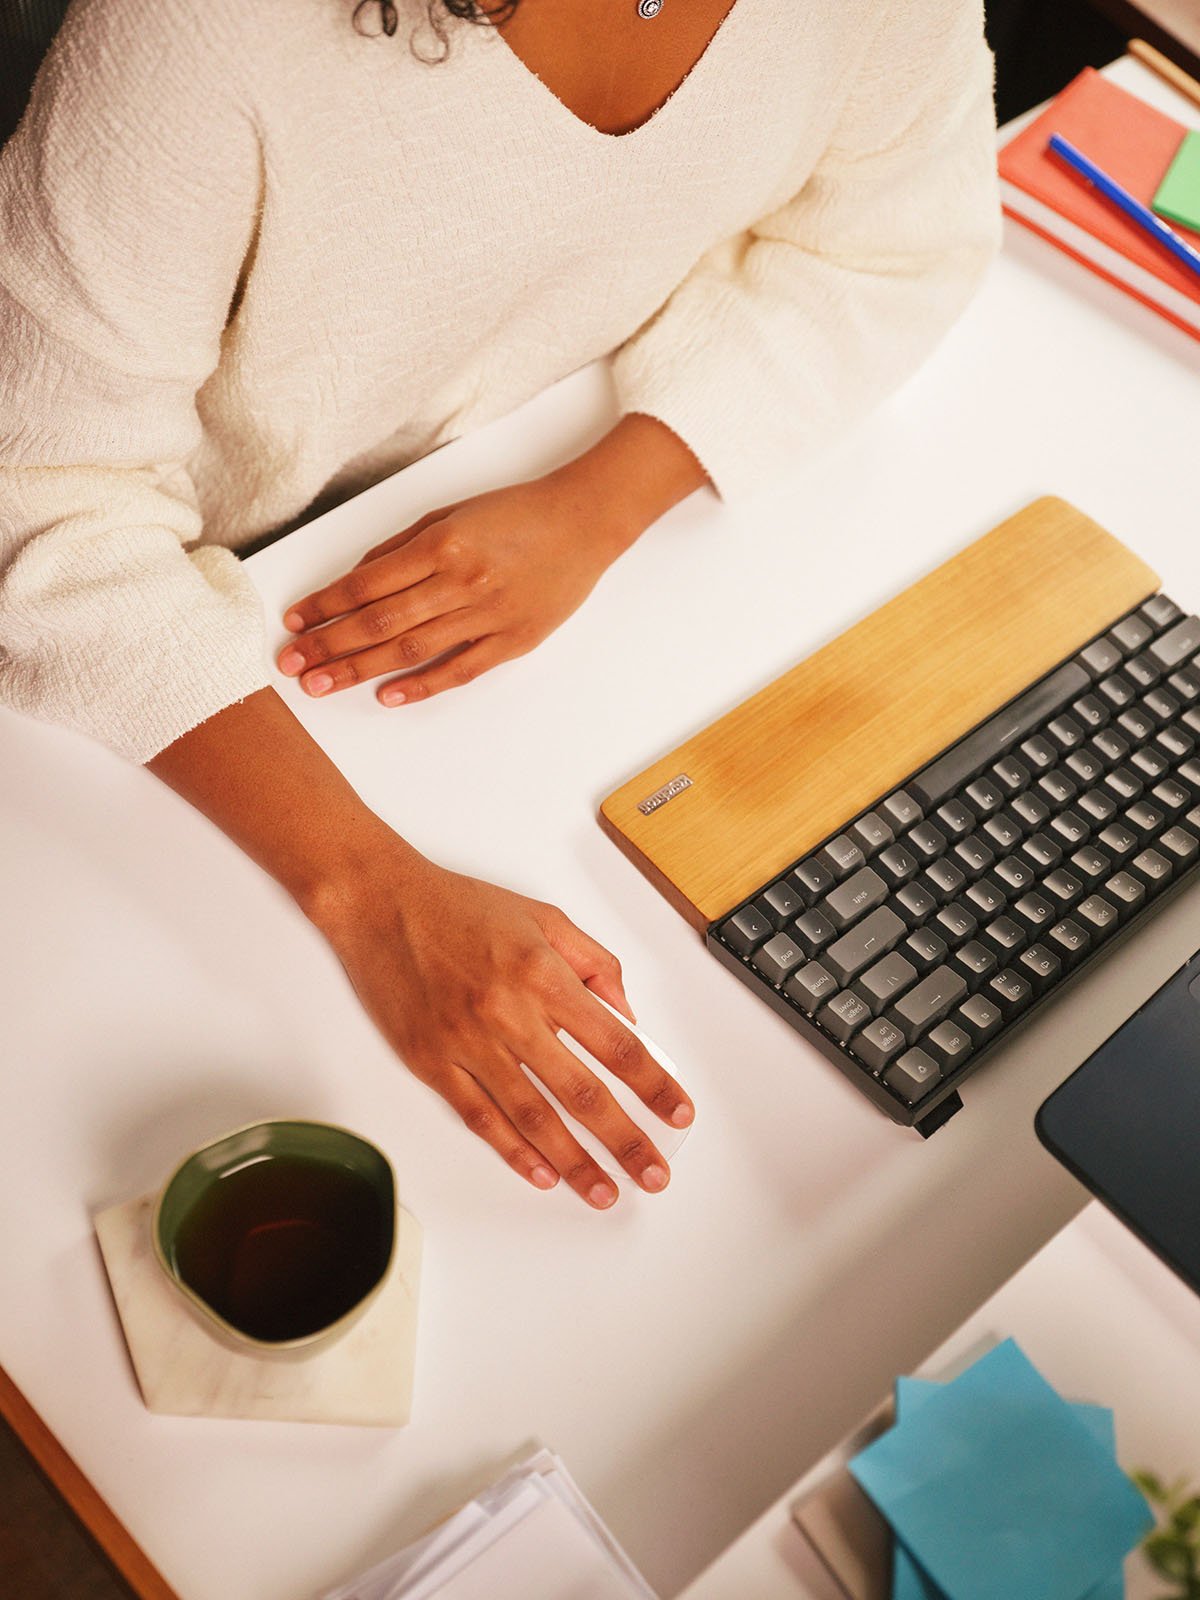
[637,0,664,16]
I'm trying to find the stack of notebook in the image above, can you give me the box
[845,1341,1152,1600]
[321,1449,657,1600]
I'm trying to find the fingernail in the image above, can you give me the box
[283,610,305,632]
[278,647,304,675]
[671,1103,694,1128]
[642,1164,669,1192]
[379,687,406,707]
[305,673,333,696]
[588,1182,617,1208]
[530,1165,558,1190]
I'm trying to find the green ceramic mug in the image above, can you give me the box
[153,1119,396,1357]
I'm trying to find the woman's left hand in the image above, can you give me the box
[276,468,639,706]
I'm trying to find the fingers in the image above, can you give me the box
[354,505,461,567]
[542,911,635,1023]
[277,577,451,683]
[284,612,479,697]
[558,984,695,1133]
[441,1066,562,1194]
[483,1056,624,1210]
[281,540,438,634]
[376,637,508,706]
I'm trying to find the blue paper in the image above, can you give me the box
[849,1339,1151,1600]
[889,1375,1125,1600]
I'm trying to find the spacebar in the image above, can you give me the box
[910,662,1090,808]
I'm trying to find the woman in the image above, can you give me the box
[0,0,1001,1206]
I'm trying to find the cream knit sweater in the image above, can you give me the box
[0,0,1000,763]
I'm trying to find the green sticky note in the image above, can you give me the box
[1153,130,1200,234]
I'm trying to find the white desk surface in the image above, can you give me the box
[2,55,1199,1600]
[679,1201,1200,1600]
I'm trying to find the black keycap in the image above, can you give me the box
[791,858,834,902]
[1150,614,1200,669]
[1079,638,1123,677]
[1044,868,1083,908]
[954,834,995,876]
[895,882,937,926]
[818,835,865,880]
[1098,823,1138,863]
[1048,918,1090,964]
[853,1016,907,1075]
[1037,769,1077,806]
[904,927,948,970]
[1093,728,1130,766]
[883,1048,941,1103]
[994,854,1035,893]
[1125,653,1160,689]
[1181,758,1200,787]
[907,822,946,863]
[1125,799,1165,841]
[952,940,997,990]
[881,791,923,830]
[1105,767,1143,803]
[987,968,1033,1019]
[891,966,967,1042]
[925,1019,973,1071]
[723,905,771,955]
[752,932,806,985]
[1013,892,1055,931]
[965,878,1006,918]
[817,989,873,1043]
[1145,688,1180,725]
[965,777,1004,815]
[851,812,894,855]
[1076,894,1118,935]
[1157,725,1194,761]
[1117,706,1154,744]
[1018,943,1061,992]
[935,799,974,838]
[1140,595,1184,631]
[1104,871,1145,913]
[877,844,919,887]
[935,902,977,946]
[983,915,1025,956]
[822,905,906,985]
[925,859,967,902]
[909,662,1089,808]
[1130,745,1169,782]
[1185,708,1200,738]
[759,881,805,927]
[1011,791,1050,830]
[1160,825,1199,865]
[1098,674,1135,709]
[1065,748,1104,785]
[824,867,889,931]
[1151,779,1190,815]
[1047,714,1085,751]
[784,961,839,1014]
[853,952,918,1014]
[1131,848,1172,887]
[1111,614,1153,654]
[1187,806,1200,833]
[992,756,1029,794]
[1048,810,1089,848]
[1022,833,1062,871]
[1169,667,1200,703]
[1021,734,1057,771]
[1069,845,1110,884]
[795,908,837,956]
[957,994,1002,1043]
[1077,788,1117,825]
[983,812,1024,850]
[1072,694,1109,730]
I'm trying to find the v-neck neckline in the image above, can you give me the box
[477,0,749,144]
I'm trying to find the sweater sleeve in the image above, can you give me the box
[0,0,269,764]
[608,0,1001,504]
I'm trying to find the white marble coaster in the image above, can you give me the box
[94,1192,422,1426]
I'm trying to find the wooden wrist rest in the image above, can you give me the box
[599,498,1160,931]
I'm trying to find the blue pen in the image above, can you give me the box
[1048,132,1200,285]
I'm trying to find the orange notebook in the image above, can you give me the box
[998,68,1200,341]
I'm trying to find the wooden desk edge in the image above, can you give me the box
[0,1364,180,1600]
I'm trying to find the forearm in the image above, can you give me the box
[146,686,411,920]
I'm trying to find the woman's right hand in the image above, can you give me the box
[307,838,695,1208]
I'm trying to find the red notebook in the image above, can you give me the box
[998,68,1200,341]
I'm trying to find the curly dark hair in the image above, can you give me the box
[353,0,520,53]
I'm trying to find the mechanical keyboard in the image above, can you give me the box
[710,595,1200,1133]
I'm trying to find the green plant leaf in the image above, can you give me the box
[1173,1497,1200,1534]
[1145,1531,1194,1581]
[1137,1469,1171,1502]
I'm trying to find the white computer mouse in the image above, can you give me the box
[521,995,691,1184]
